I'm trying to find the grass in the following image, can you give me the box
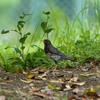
[0,0,100,72]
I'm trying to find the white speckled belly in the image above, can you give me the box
[46,54,61,61]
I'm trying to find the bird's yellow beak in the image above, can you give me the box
[42,40,44,42]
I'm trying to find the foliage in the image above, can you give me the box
[0,12,55,72]
[41,11,54,39]
[1,13,32,71]
[1,5,100,72]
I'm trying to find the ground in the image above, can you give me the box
[0,65,100,100]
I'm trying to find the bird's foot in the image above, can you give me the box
[52,65,58,72]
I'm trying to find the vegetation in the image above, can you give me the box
[0,1,100,100]
[0,1,100,72]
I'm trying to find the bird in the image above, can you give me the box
[42,39,74,71]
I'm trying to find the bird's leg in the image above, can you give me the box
[53,64,58,71]
[53,61,58,72]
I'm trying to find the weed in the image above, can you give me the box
[1,13,32,71]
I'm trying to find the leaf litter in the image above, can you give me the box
[0,66,100,100]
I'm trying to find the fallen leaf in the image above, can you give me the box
[80,73,96,77]
[27,74,35,79]
[50,79,64,83]
[69,76,78,82]
[38,70,50,79]
[31,67,40,72]
[29,87,40,93]
[23,70,28,74]
[72,88,79,94]
[38,69,45,74]
[19,77,33,83]
[70,81,86,86]
[61,77,67,82]
[32,92,48,98]
[74,81,86,86]
[65,84,72,90]
[48,84,56,91]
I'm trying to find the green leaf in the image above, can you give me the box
[43,11,50,15]
[11,57,24,65]
[20,16,24,19]
[41,22,47,32]
[25,32,31,36]
[19,33,30,44]
[17,25,21,31]
[18,21,25,25]
[5,47,21,54]
[17,21,25,31]
[1,30,9,34]
[13,47,21,54]
[45,28,54,34]
[19,36,27,44]
[21,46,25,50]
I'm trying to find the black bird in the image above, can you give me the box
[43,39,74,71]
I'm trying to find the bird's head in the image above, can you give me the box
[42,39,52,46]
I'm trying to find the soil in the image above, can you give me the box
[0,65,100,100]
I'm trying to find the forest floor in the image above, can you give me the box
[0,64,100,100]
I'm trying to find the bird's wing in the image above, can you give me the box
[49,45,72,60]
[49,45,58,54]
[49,45,66,56]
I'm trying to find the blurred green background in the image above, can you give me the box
[0,0,100,71]
[0,0,99,43]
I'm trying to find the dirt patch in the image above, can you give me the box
[0,66,100,100]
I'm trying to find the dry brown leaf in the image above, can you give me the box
[73,81,86,86]
[19,77,33,83]
[29,87,40,93]
[31,67,40,72]
[72,88,79,94]
[80,73,96,77]
[69,76,78,82]
[50,79,64,83]
[22,70,28,74]
[32,92,48,98]
[38,69,45,74]
[38,70,50,79]
[61,77,66,82]
[65,84,72,90]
